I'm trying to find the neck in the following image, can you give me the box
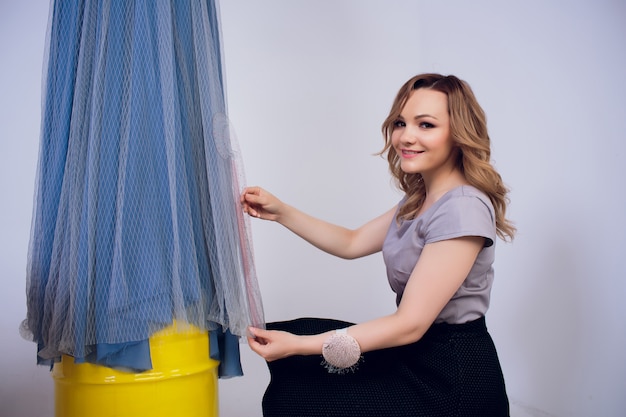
[422,167,467,202]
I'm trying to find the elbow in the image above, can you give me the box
[392,313,431,346]
[336,252,362,260]
[403,325,429,345]
[330,245,361,260]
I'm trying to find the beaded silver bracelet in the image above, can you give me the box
[321,328,362,373]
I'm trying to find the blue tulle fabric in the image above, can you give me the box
[22,0,264,378]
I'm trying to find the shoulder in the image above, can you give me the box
[438,185,494,218]
[423,186,496,246]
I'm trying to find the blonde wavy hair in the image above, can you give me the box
[380,73,516,241]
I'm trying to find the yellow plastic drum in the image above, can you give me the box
[52,323,219,417]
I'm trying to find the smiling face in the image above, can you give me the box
[390,88,456,180]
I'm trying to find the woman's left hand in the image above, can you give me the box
[247,327,302,362]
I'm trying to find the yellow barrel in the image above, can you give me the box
[52,322,219,417]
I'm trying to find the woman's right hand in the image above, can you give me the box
[240,186,283,221]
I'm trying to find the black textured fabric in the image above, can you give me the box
[262,317,509,417]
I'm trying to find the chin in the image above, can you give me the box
[400,164,421,174]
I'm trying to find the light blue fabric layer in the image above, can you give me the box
[23,0,264,378]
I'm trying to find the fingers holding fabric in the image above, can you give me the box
[240,187,282,221]
[247,327,299,362]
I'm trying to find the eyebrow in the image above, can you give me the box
[414,114,438,120]
[397,113,439,121]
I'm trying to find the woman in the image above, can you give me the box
[241,73,515,416]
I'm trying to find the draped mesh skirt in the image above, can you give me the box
[21,0,264,377]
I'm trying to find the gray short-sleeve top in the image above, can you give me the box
[382,185,496,324]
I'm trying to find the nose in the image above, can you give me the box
[399,126,417,145]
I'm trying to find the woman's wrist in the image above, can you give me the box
[296,332,334,356]
[275,202,296,226]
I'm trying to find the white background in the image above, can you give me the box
[1,1,625,416]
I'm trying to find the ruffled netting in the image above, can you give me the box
[20,0,264,377]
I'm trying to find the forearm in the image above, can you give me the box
[343,313,429,352]
[276,203,360,259]
[293,313,429,358]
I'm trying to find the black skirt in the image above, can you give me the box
[262,317,509,417]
